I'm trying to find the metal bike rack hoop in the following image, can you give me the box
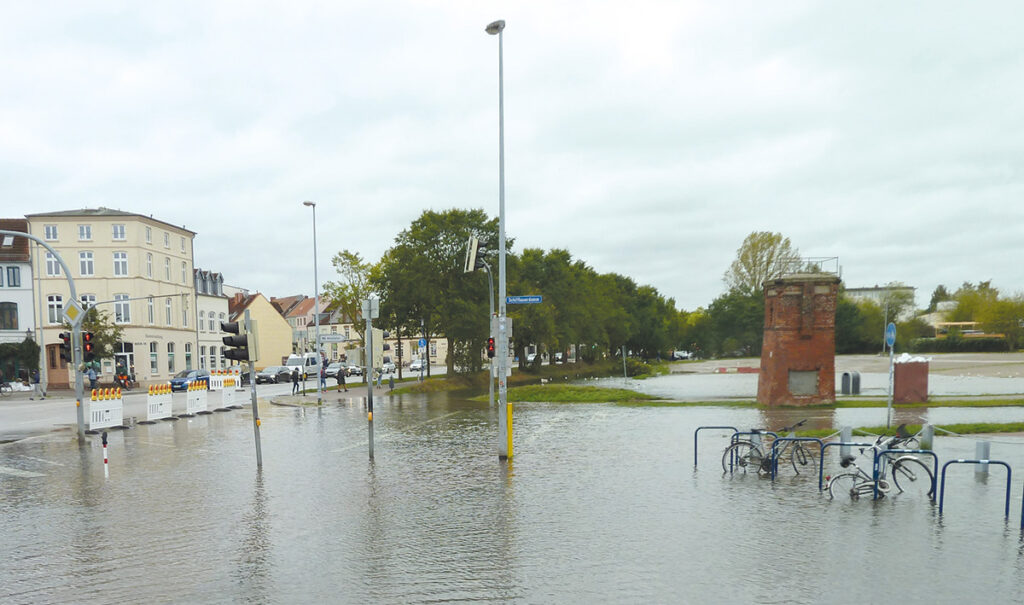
[768,437,825,482]
[693,426,738,467]
[938,459,1012,519]
[874,449,940,502]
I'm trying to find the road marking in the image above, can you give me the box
[330,411,461,453]
[0,465,45,478]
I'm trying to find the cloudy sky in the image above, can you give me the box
[3,1,1022,311]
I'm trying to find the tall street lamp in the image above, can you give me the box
[486,19,511,460]
[303,200,323,404]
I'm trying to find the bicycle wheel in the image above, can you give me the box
[788,443,818,475]
[0,383,11,397]
[722,441,764,474]
[891,457,934,497]
[828,473,865,500]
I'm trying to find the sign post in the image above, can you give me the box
[363,297,380,459]
[885,322,896,428]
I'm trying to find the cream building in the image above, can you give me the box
[27,208,196,389]
[227,292,293,369]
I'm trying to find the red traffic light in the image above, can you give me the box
[487,337,496,358]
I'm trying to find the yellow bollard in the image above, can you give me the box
[116,387,122,399]
[91,389,97,401]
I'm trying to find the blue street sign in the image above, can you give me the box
[885,322,896,348]
[506,295,542,305]
[418,338,427,347]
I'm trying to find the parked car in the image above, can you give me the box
[325,362,346,379]
[553,352,564,363]
[285,352,321,381]
[671,350,693,361]
[170,369,211,392]
[346,364,363,376]
[256,366,292,384]
[409,359,425,372]
[225,365,252,386]
[381,361,396,374]
[526,353,538,363]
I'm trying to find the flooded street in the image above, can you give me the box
[4,389,1024,603]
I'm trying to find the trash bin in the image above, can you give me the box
[841,372,851,395]
[840,371,861,396]
[893,357,928,403]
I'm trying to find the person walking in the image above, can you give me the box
[88,366,98,390]
[337,368,347,392]
[31,369,45,400]
[376,369,383,389]
[319,365,327,391]
[388,374,394,392]
[291,368,300,395]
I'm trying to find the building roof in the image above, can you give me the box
[270,294,306,317]
[287,297,317,319]
[26,207,196,235]
[0,219,31,262]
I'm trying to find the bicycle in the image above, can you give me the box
[721,419,816,476]
[0,382,12,397]
[826,427,934,500]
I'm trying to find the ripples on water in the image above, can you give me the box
[2,395,1024,602]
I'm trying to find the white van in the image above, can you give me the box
[285,352,322,380]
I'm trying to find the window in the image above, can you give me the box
[220,347,226,369]
[112,224,126,240]
[185,343,193,370]
[167,343,175,373]
[147,297,154,324]
[46,253,61,276]
[200,346,207,369]
[165,298,172,325]
[164,257,170,280]
[181,261,187,283]
[79,251,94,276]
[6,267,19,287]
[146,253,153,277]
[80,294,96,309]
[150,342,158,374]
[163,232,169,248]
[0,269,3,287]
[113,252,128,276]
[114,294,130,324]
[208,315,215,331]
[0,302,17,330]
[198,311,205,331]
[180,236,185,252]
[182,303,188,327]
[78,224,91,240]
[145,226,152,243]
[44,225,58,240]
[47,295,63,324]
[209,349,217,371]
[344,326,350,339]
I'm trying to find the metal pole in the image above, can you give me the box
[622,345,627,379]
[304,201,322,405]
[366,312,374,459]
[245,309,262,468]
[481,260,495,408]
[487,19,510,461]
[886,342,895,428]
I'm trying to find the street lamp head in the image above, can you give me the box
[485,20,505,35]
[303,200,316,207]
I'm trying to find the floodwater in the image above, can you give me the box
[3,393,1024,603]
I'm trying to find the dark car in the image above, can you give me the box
[170,369,211,392]
[255,366,292,384]
[225,366,252,386]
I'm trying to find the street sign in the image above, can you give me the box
[418,338,427,347]
[320,334,346,343]
[63,300,84,325]
[885,322,896,348]
[362,297,380,320]
[506,295,542,305]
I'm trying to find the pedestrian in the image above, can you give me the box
[291,368,300,395]
[31,369,45,400]
[388,374,394,391]
[320,365,327,390]
[88,366,98,390]
[337,368,347,392]
[376,369,383,389]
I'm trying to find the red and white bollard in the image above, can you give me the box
[102,431,109,478]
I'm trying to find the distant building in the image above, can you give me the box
[227,292,293,368]
[0,219,34,348]
[195,268,229,371]
[844,284,917,320]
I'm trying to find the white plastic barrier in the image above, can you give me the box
[208,371,225,391]
[221,385,241,408]
[88,388,124,430]
[185,383,208,415]
[146,384,174,421]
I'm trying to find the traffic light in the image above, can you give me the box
[58,332,71,363]
[464,236,486,272]
[221,321,259,362]
[83,332,96,362]
[487,337,496,358]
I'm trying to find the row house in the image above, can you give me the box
[0,219,34,355]
[194,268,230,372]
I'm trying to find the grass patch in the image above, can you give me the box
[496,384,660,403]
[794,422,1024,439]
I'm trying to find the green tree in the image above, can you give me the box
[927,284,952,312]
[323,250,374,343]
[949,281,999,322]
[723,231,801,296]
[65,308,124,368]
[706,290,764,357]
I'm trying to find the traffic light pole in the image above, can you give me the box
[244,310,263,467]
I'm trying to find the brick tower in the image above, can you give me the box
[757,273,841,406]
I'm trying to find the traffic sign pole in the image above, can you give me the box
[886,322,896,428]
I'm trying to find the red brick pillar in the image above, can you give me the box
[757,274,841,406]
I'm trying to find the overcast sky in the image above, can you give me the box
[3,1,1022,311]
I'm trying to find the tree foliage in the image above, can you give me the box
[323,250,374,342]
[723,231,801,296]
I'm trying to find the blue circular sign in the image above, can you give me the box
[418,338,427,347]
[885,322,896,347]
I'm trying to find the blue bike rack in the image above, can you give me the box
[938,459,1012,519]
[724,431,778,473]
[768,437,824,481]
[819,442,875,491]
[693,426,738,467]
[873,449,940,501]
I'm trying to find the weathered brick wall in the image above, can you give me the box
[757,275,841,406]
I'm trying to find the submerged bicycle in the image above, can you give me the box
[826,426,934,500]
[721,419,816,476]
